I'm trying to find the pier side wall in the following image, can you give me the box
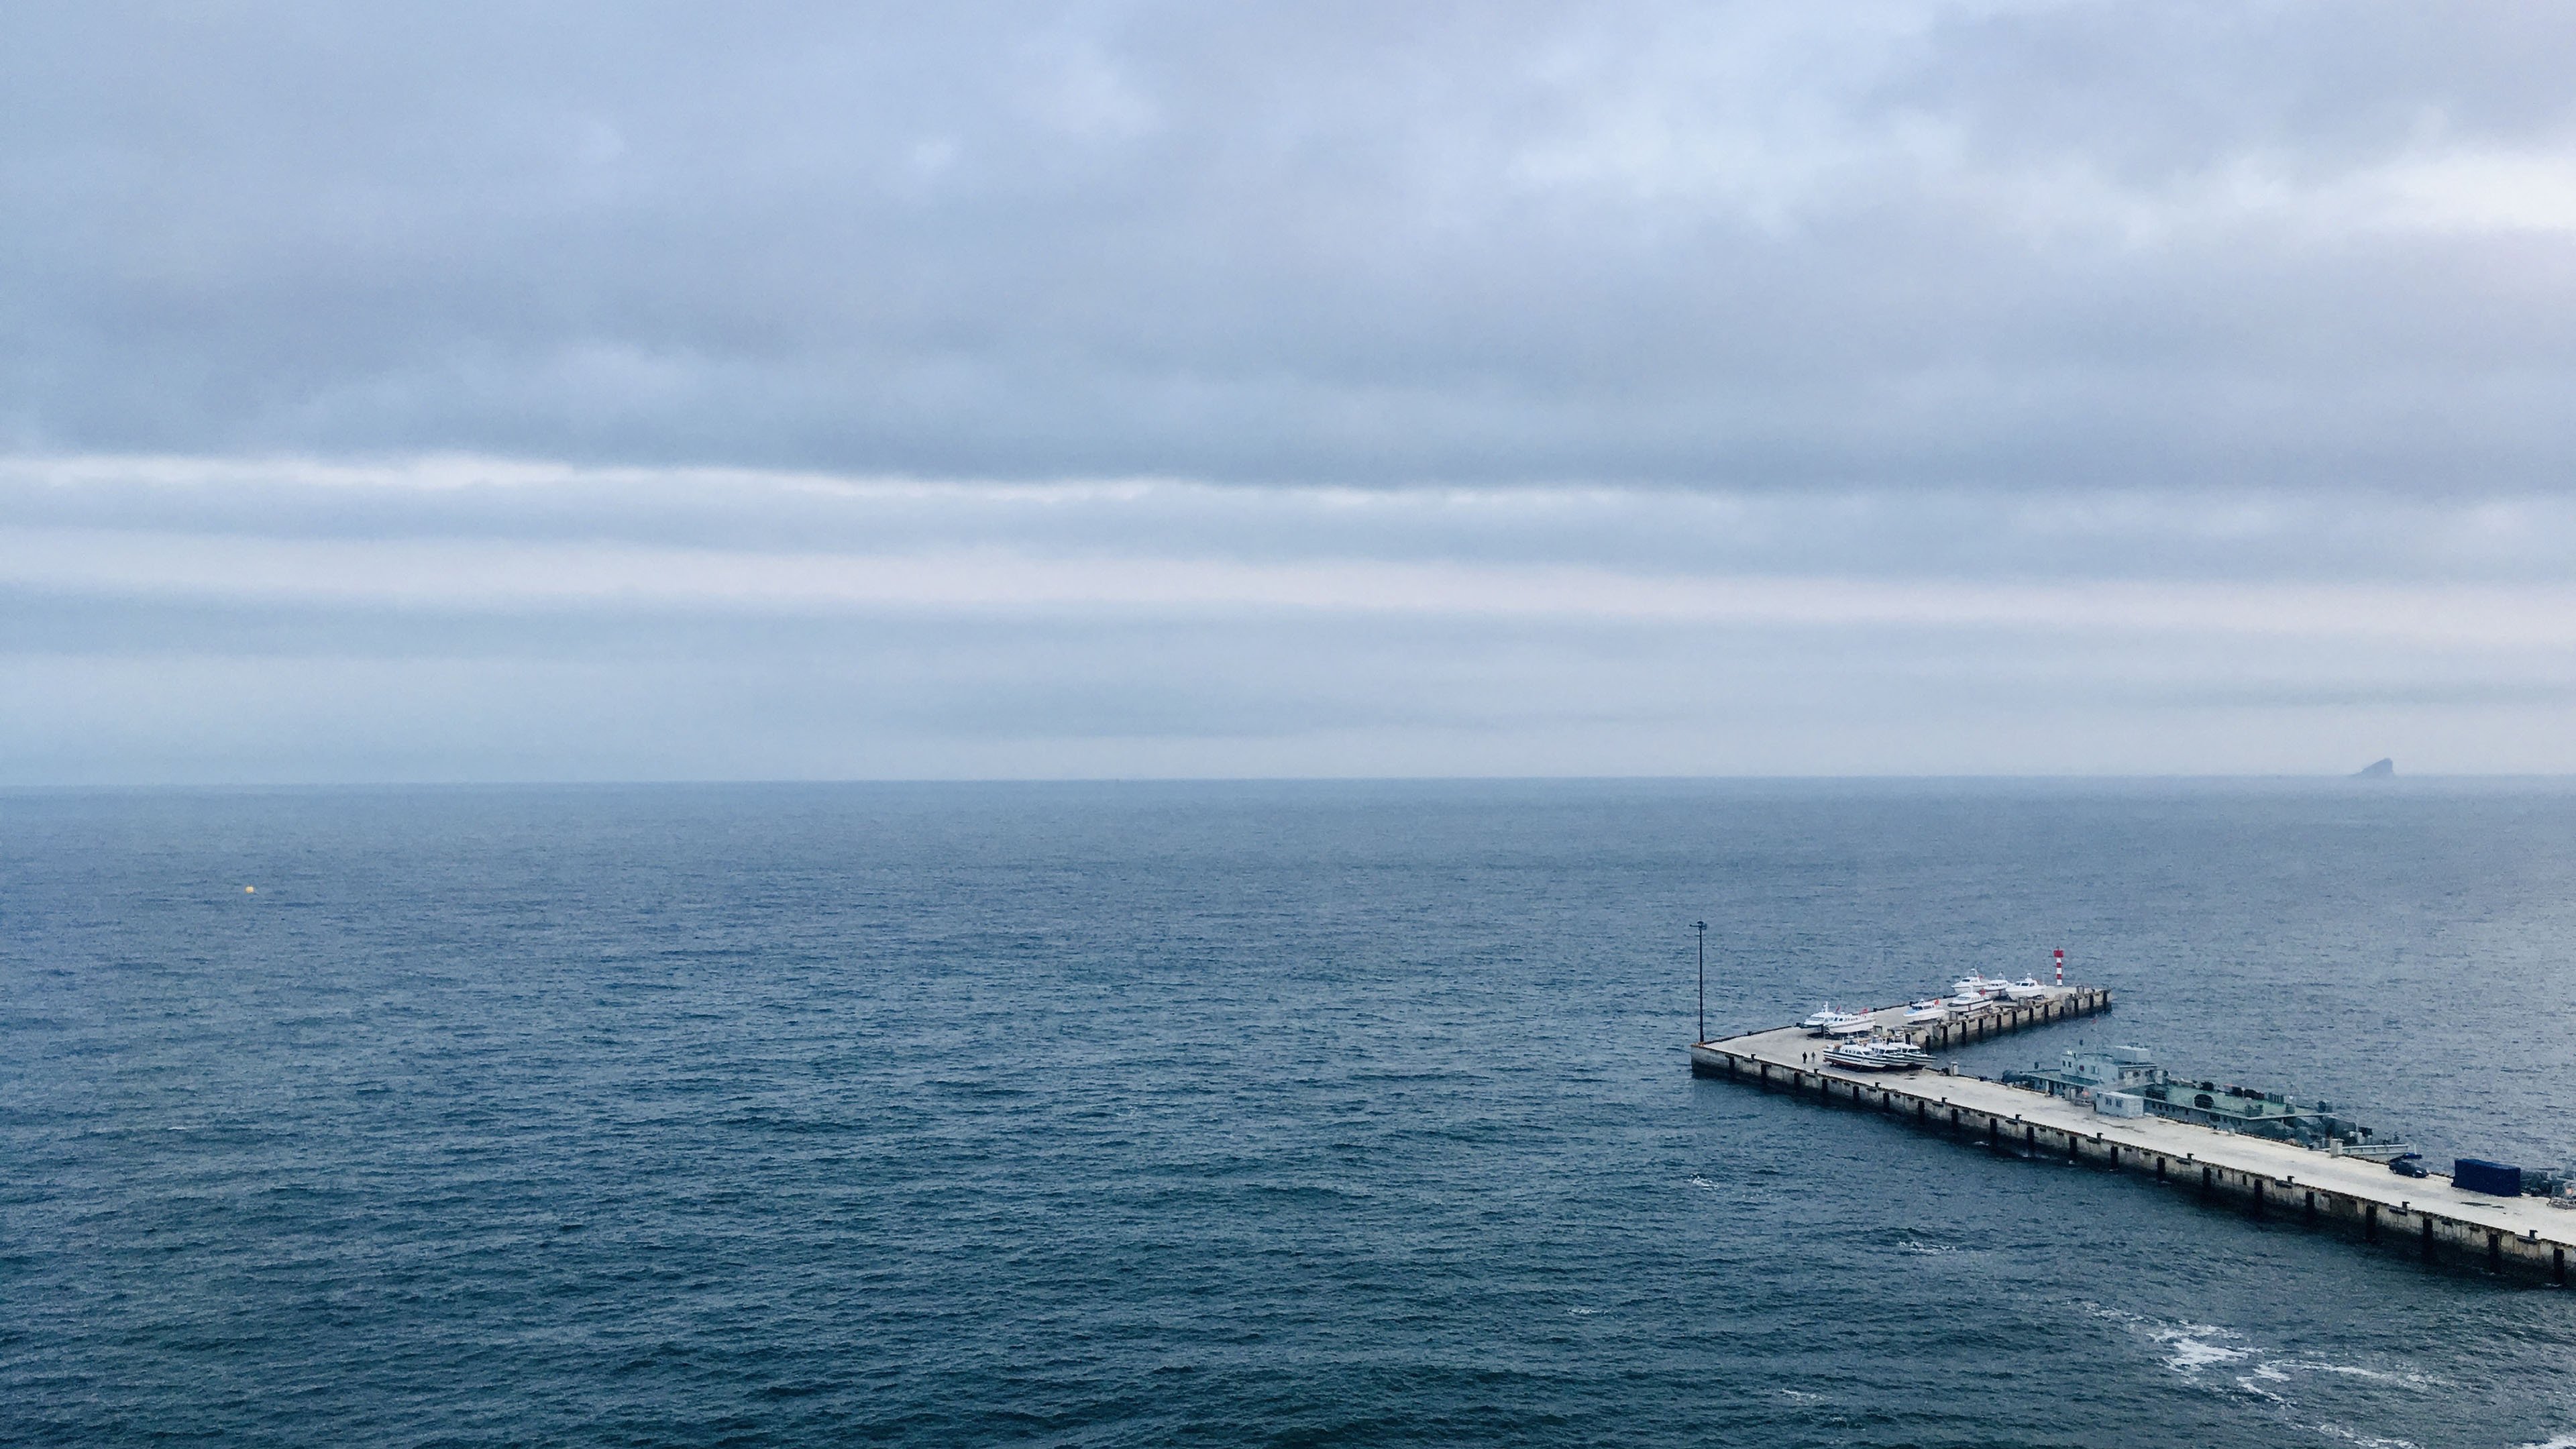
[1898,987,2115,1049]
[1693,1034,2571,1284]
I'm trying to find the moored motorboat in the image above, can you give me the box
[1902,998,1949,1024]
[1824,1038,1933,1071]
[2003,976,2049,1001]
[1803,1007,1872,1036]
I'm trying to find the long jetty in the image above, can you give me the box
[1691,987,2576,1282]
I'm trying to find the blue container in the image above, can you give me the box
[2454,1159,2523,1196]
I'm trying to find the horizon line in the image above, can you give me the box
[1,769,2540,792]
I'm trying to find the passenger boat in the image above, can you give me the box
[1902,998,1950,1024]
[1825,1038,1933,1071]
[1801,1007,1872,1036]
[2003,976,2049,1001]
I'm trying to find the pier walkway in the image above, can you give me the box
[1692,988,2576,1281]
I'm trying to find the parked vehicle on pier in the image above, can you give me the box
[2454,1159,2524,1196]
[2388,1153,2429,1179]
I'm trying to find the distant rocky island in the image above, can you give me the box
[2354,758,2394,777]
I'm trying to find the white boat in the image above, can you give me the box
[1825,1038,1933,1071]
[1801,1006,1872,1036]
[1950,973,2010,1000]
[1902,998,1949,1024]
[2003,976,2049,1001]
[1945,987,1990,1012]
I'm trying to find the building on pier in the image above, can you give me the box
[2002,1046,2375,1150]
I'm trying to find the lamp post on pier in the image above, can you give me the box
[1694,920,1709,1045]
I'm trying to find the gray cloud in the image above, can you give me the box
[11,5,2576,782]
[8,459,2576,782]
[12,458,2576,583]
[10,2,2576,486]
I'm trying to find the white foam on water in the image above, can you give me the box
[2110,1312,2444,1409]
[2309,1422,2418,1449]
[2152,1324,2253,1375]
[2277,1360,2449,1390]
[2231,1373,2290,1404]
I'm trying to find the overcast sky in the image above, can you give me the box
[8,1,2576,781]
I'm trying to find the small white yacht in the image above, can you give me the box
[1949,974,2009,1000]
[2003,976,2049,1001]
[1799,1006,1850,1030]
[1902,998,1950,1024]
[1815,1009,1876,1036]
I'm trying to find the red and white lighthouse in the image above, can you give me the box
[2053,947,2065,986]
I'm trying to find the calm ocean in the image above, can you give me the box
[6,780,2576,1447]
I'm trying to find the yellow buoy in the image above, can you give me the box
[244,885,256,894]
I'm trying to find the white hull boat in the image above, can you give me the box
[1803,1007,1872,1036]
[1825,1039,1933,1071]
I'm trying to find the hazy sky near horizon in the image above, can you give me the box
[9,1,2576,780]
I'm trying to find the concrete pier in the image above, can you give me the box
[1889,986,2113,1049]
[1692,988,2576,1282]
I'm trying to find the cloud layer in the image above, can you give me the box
[10,2,2576,486]
[8,5,2576,779]
[8,458,2575,781]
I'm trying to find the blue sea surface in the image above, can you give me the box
[6,780,2576,1447]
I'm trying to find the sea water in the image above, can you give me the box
[5,780,2575,1447]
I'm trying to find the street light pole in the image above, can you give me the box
[1693,920,1709,1044]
